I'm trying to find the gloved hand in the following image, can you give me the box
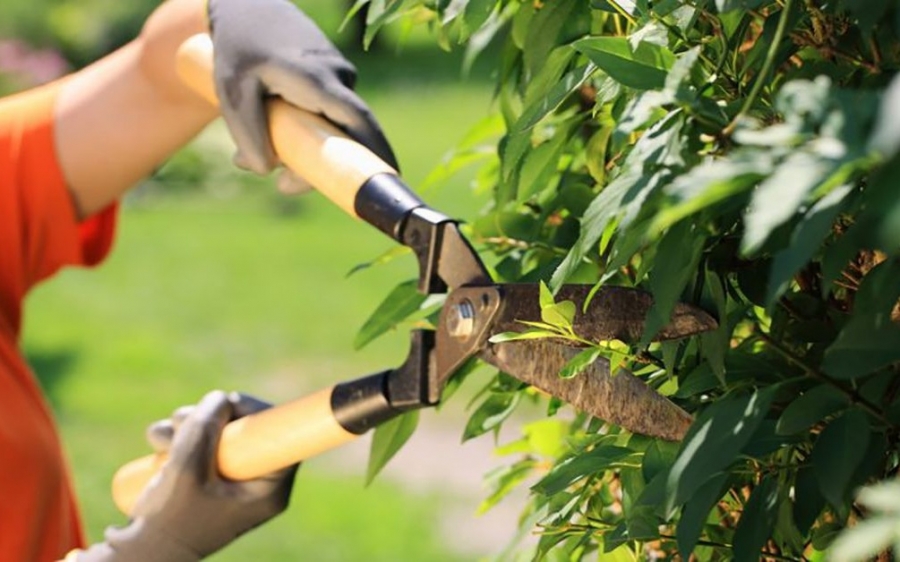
[207,0,399,177]
[75,391,298,562]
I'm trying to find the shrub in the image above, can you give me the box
[358,1,900,560]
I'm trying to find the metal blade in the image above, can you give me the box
[478,339,692,441]
[492,284,717,342]
[435,222,492,290]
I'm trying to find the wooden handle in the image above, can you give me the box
[176,34,396,217]
[112,386,357,515]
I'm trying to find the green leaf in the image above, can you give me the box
[775,384,850,435]
[851,259,900,315]
[699,270,728,383]
[516,125,569,203]
[652,150,774,234]
[674,363,718,399]
[539,281,577,328]
[676,472,728,556]
[793,464,826,536]
[361,0,406,49]
[598,544,638,562]
[774,485,806,553]
[822,313,900,379]
[541,300,577,329]
[487,329,560,343]
[811,408,871,509]
[732,475,780,562]
[766,183,855,305]
[666,388,776,510]
[539,280,555,308]
[616,91,670,136]
[553,112,684,288]
[522,418,570,457]
[515,63,594,135]
[522,0,580,75]
[354,280,428,350]
[532,445,635,496]
[643,220,707,344]
[462,391,520,441]
[742,419,798,458]
[461,0,497,36]
[626,503,661,542]
[478,459,536,514]
[824,260,900,375]
[573,36,675,90]
[664,46,701,102]
[559,347,604,379]
[346,246,412,277]
[642,439,679,483]
[366,410,419,484]
[552,168,642,288]
[741,150,840,256]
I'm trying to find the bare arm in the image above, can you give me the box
[55,0,217,220]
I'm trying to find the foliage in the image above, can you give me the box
[0,0,159,68]
[355,0,900,560]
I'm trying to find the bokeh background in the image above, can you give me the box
[2,2,526,560]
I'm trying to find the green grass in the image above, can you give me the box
[21,39,504,561]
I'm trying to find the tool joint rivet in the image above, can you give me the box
[447,299,476,338]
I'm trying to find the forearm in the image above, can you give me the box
[56,0,217,219]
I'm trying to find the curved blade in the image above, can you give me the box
[478,339,692,441]
[493,284,717,342]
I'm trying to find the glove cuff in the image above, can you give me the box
[93,518,202,562]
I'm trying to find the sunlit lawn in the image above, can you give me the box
[22,23,506,561]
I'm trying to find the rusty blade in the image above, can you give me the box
[478,339,692,441]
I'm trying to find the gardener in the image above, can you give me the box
[0,0,397,560]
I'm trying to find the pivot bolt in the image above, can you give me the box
[447,299,476,339]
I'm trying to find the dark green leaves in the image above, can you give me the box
[766,183,855,305]
[573,36,674,90]
[776,384,849,435]
[676,473,728,556]
[811,408,871,509]
[643,220,706,344]
[666,388,776,511]
[740,150,841,256]
[732,475,780,562]
[356,1,900,560]
[823,259,900,378]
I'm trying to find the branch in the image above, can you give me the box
[758,333,897,429]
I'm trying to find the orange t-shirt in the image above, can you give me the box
[0,83,116,561]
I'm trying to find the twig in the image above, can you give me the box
[758,333,897,429]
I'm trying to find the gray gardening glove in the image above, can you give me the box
[207,0,399,177]
[76,391,298,562]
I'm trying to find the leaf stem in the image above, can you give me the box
[757,333,896,429]
[722,0,794,136]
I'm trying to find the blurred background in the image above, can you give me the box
[3,2,525,560]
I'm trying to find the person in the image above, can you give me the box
[0,0,397,560]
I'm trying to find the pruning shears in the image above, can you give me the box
[111,34,717,515]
